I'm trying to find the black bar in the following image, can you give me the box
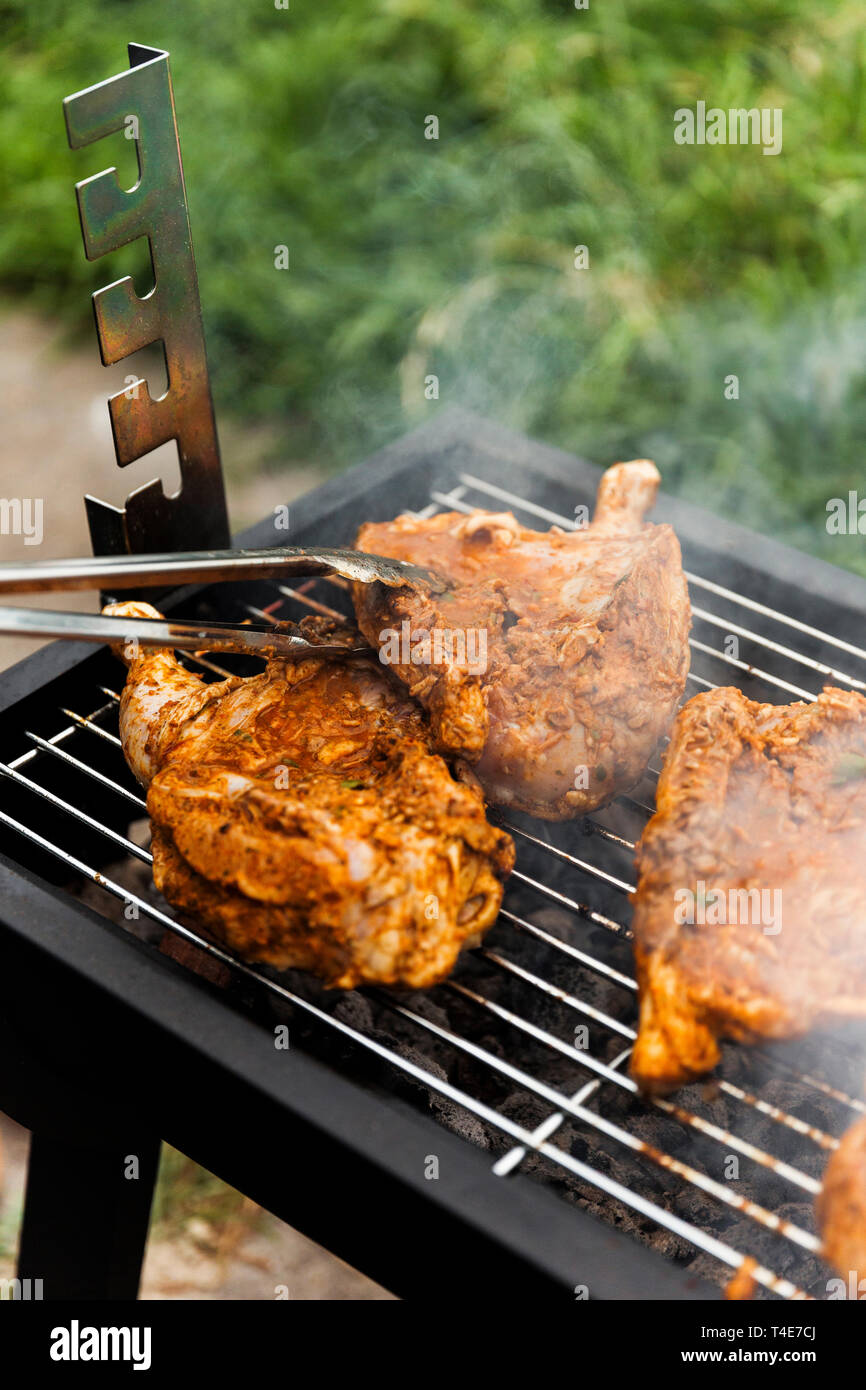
[17,1129,160,1301]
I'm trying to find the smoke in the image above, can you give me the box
[304,260,866,585]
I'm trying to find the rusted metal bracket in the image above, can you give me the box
[64,42,230,556]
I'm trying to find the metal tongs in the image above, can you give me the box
[0,546,444,660]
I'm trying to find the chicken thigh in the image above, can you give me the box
[353,461,690,819]
[105,601,513,989]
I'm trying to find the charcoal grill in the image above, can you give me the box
[2,408,865,1301]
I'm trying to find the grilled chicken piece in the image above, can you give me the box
[105,602,513,989]
[631,685,866,1092]
[353,461,690,819]
[818,1115,866,1287]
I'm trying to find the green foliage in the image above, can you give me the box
[3,1,866,568]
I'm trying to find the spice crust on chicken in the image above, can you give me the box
[106,602,513,989]
[631,684,866,1092]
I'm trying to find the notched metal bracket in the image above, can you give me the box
[64,42,230,556]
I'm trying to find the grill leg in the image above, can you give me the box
[17,1130,161,1301]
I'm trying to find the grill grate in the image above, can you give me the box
[3,467,866,1301]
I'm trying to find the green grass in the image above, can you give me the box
[2,1,866,570]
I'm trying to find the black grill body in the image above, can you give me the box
[2,410,864,1301]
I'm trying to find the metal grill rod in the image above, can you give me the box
[684,671,717,691]
[688,637,815,703]
[471,974,836,1182]
[7,699,116,775]
[754,1052,866,1116]
[502,821,636,893]
[20,731,146,809]
[381,991,822,1251]
[495,1045,633,1176]
[499,907,635,989]
[482,947,837,1154]
[575,819,634,852]
[184,652,238,679]
[0,759,151,864]
[510,867,631,937]
[273,587,348,624]
[60,707,122,747]
[691,605,866,693]
[687,571,866,667]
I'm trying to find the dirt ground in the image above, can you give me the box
[0,308,394,1300]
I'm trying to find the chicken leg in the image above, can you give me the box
[353,461,691,819]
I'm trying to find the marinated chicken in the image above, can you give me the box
[105,601,513,989]
[817,1115,866,1286]
[631,685,866,1092]
[353,461,690,819]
